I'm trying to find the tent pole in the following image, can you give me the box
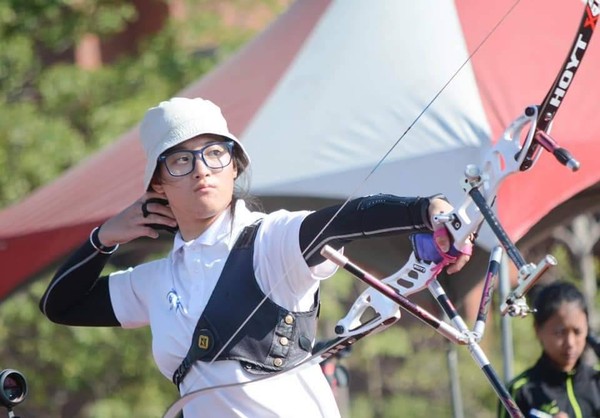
[499,253,514,383]
[447,340,464,418]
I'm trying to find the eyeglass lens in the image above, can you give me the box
[163,142,232,176]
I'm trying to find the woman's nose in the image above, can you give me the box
[565,331,577,348]
[193,156,211,177]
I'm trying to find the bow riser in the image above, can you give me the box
[450,108,540,246]
[335,252,434,336]
[337,107,550,333]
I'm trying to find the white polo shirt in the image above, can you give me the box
[109,200,341,417]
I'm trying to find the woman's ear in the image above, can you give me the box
[232,162,238,180]
[150,178,164,194]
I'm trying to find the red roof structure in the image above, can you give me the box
[1,0,599,301]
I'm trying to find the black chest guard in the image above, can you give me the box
[172,220,319,387]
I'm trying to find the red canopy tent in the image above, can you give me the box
[1,0,599,300]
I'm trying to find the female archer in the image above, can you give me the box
[499,281,600,418]
[39,97,472,417]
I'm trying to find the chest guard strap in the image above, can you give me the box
[172,220,319,387]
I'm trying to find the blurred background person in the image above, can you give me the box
[499,281,600,418]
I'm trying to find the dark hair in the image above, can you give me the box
[232,141,250,176]
[230,141,262,213]
[531,281,588,327]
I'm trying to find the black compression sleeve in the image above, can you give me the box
[39,238,120,326]
[299,194,431,266]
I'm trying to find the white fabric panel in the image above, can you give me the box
[241,0,492,203]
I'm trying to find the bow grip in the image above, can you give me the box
[410,232,463,264]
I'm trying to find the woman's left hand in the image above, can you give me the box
[427,197,473,275]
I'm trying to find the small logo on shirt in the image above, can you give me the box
[196,329,214,354]
[167,289,186,313]
[198,335,210,349]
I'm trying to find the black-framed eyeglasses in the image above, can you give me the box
[158,141,234,177]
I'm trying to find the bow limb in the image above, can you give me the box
[520,0,599,171]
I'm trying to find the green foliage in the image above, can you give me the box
[0,279,177,417]
[0,1,239,209]
[0,34,38,101]
[0,0,136,52]
[0,1,290,416]
[0,100,86,203]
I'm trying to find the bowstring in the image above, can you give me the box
[207,0,522,369]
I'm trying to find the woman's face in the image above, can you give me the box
[151,135,237,236]
[535,301,588,372]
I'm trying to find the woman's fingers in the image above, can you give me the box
[446,253,471,274]
[99,195,170,245]
[433,226,450,253]
[433,226,474,275]
[429,197,477,275]
[140,197,178,233]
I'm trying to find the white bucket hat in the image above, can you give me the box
[139,97,250,191]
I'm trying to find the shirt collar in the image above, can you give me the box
[536,352,584,381]
[171,199,255,254]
